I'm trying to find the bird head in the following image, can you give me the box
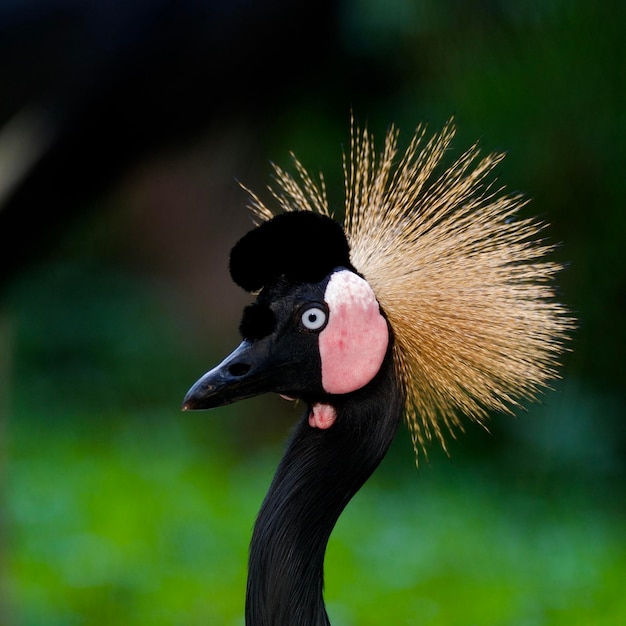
[182,120,572,457]
[182,211,391,425]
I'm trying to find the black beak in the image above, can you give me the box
[182,340,277,410]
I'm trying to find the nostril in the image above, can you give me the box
[228,362,251,377]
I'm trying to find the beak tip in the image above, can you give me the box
[181,393,201,411]
[180,368,206,408]
[181,383,218,411]
[181,387,199,411]
[181,341,262,412]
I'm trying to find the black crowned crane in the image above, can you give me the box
[182,121,571,626]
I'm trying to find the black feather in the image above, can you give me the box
[229,212,352,292]
[239,303,276,340]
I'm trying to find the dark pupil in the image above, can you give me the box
[308,313,317,323]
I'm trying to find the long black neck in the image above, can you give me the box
[245,351,404,626]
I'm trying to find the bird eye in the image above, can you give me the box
[300,306,328,332]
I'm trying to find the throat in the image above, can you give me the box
[245,355,404,626]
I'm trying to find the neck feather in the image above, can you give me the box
[245,352,404,626]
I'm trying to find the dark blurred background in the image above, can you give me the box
[1,1,624,624]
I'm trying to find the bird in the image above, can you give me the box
[182,119,572,626]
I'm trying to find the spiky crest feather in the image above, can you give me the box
[244,120,572,457]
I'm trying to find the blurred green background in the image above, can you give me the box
[1,0,624,624]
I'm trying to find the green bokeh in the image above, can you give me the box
[3,0,625,624]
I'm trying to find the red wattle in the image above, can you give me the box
[309,402,337,429]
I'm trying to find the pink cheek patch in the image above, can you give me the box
[319,270,389,395]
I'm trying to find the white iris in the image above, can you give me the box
[301,306,327,331]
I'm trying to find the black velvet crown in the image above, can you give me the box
[229,211,353,292]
